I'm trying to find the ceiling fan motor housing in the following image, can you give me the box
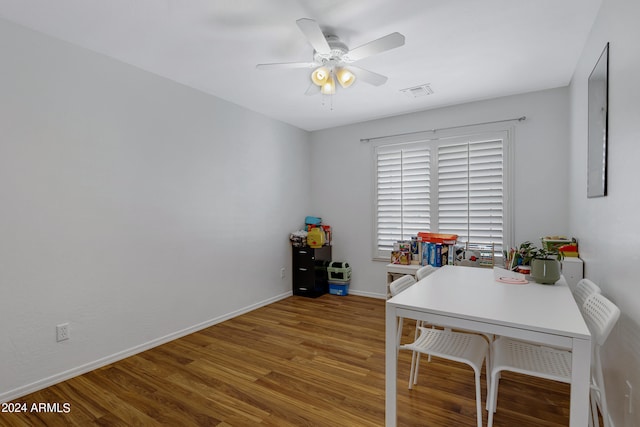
[313,35,352,65]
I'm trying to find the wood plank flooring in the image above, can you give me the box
[1,295,571,426]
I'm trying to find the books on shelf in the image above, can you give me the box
[391,234,496,268]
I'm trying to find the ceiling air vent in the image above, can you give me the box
[401,84,434,98]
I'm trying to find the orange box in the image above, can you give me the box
[417,232,458,245]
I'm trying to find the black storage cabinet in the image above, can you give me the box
[292,245,332,297]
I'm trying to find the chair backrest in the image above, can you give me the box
[389,275,416,297]
[573,278,602,307]
[581,293,620,346]
[415,265,437,281]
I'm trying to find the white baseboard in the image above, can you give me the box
[0,291,292,403]
[348,289,387,299]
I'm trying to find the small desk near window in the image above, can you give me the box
[385,263,421,298]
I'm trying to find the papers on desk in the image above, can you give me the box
[493,267,528,284]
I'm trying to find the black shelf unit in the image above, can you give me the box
[292,245,331,297]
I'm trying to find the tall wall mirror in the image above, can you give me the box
[587,42,609,198]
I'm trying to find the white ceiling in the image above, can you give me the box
[0,0,601,131]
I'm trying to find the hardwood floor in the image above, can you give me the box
[2,295,571,426]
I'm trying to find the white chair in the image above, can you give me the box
[411,265,437,368]
[573,278,601,308]
[400,327,489,427]
[415,264,437,281]
[389,274,416,295]
[582,292,620,427]
[411,262,493,392]
[487,292,620,427]
[389,275,417,349]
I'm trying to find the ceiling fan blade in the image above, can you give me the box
[256,62,317,70]
[344,32,405,62]
[351,66,388,86]
[305,83,320,96]
[296,18,331,54]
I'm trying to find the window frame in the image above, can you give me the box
[371,126,514,261]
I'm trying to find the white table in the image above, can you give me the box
[385,265,592,426]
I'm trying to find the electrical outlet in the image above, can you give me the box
[280,267,286,279]
[56,323,70,342]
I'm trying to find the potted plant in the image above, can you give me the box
[530,247,564,285]
[504,241,536,272]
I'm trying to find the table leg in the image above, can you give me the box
[386,304,397,426]
[570,337,592,427]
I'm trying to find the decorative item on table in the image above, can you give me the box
[289,230,308,247]
[391,240,413,264]
[541,236,575,253]
[397,240,412,252]
[507,240,563,284]
[455,247,481,267]
[410,237,420,264]
[451,244,465,265]
[530,246,563,285]
[391,240,412,265]
[422,242,444,267]
[419,241,430,266]
[417,232,458,267]
[558,243,579,257]
[417,232,458,245]
[390,251,409,265]
[558,244,580,258]
[504,241,536,271]
[459,242,495,268]
[493,267,528,284]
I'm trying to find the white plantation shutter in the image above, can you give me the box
[373,130,510,260]
[437,139,504,255]
[375,143,430,258]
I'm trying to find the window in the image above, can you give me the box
[375,144,431,256]
[373,129,512,260]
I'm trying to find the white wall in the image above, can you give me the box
[0,18,310,401]
[309,88,570,297]
[7,6,634,422]
[569,0,640,425]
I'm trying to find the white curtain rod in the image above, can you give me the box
[359,116,527,143]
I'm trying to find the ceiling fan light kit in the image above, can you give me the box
[321,75,336,95]
[256,18,405,101]
[311,66,330,85]
[311,66,354,93]
[335,68,355,88]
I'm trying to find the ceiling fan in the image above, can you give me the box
[256,18,405,95]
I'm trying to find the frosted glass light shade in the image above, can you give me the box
[321,75,336,95]
[311,67,330,86]
[336,68,356,88]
